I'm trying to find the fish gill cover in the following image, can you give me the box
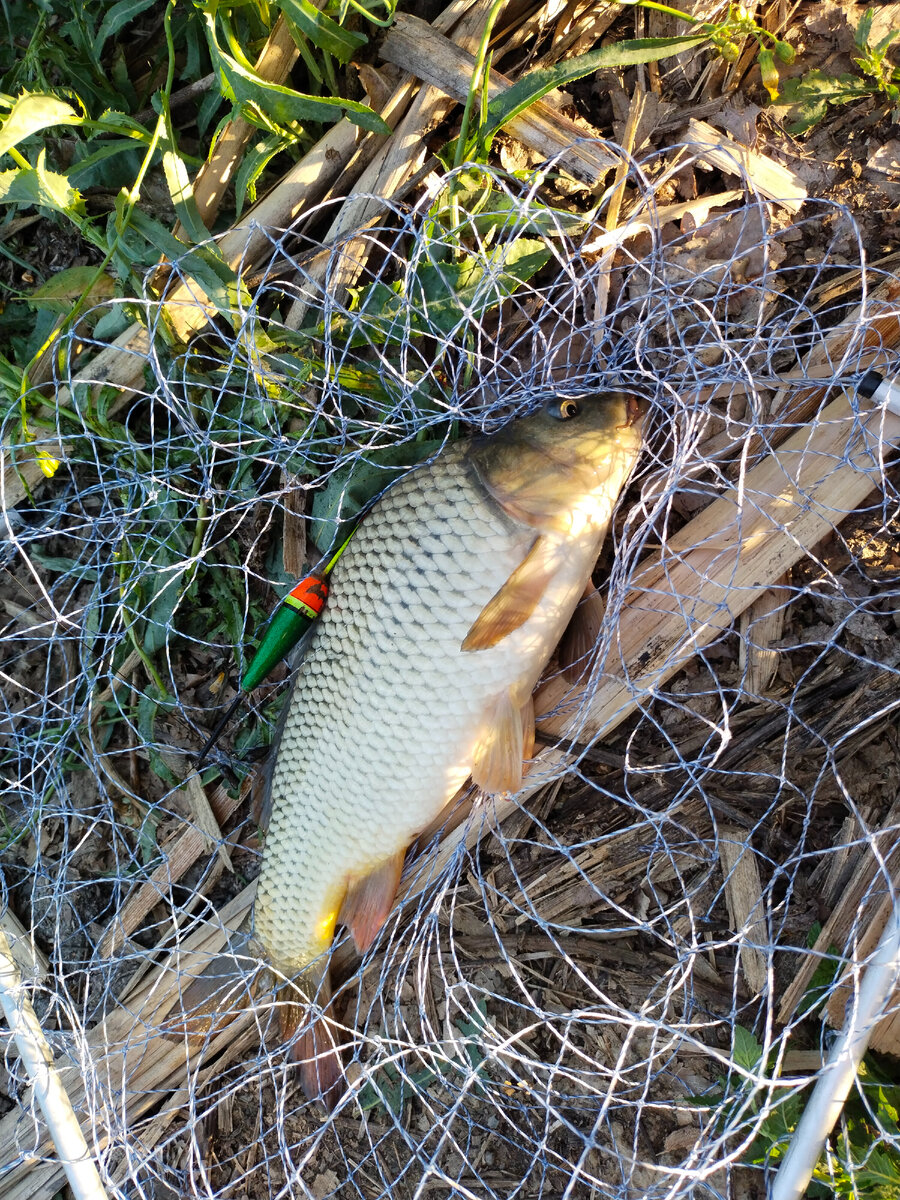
[1,143,899,1199]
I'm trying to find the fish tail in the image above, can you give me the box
[278,962,344,1109]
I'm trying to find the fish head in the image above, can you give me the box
[469,391,646,534]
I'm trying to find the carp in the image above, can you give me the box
[254,391,645,1102]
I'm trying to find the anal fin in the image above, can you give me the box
[339,850,405,954]
[520,692,535,764]
[558,584,605,683]
[471,689,534,794]
[462,535,560,652]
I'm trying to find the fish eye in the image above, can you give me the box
[549,399,581,420]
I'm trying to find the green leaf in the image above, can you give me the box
[874,28,900,57]
[67,139,145,184]
[430,175,588,241]
[28,265,115,315]
[732,1025,763,1072]
[875,1085,899,1127]
[122,205,246,319]
[455,34,709,156]
[276,0,367,63]
[852,1145,900,1191]
[777,70,873,134]
[235,133,289,215]
[0,93,81,162]
[684,1091,726,1109]
[95,0,159,58]
[137,694,179,784]
[798,942,841,1017]
[855,7,875,54]
[92,305,132,341]
[336,237,552,348]
[0,152,85,220]
[161,138,211,245]
[203,10,388,134]
[91,108,155,139]
[143,571,182,654]
[29,551,100,581]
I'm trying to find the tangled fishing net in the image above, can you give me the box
[1,139,899,1199]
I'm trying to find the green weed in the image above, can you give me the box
[776,7,899,134]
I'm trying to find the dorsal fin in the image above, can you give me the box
[462,535,559,652]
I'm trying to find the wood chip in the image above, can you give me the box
[181,770,234,874]
[778,795,900,1031]
[718,825,768,996]
[684,118,807,212]
[738,574,790,695]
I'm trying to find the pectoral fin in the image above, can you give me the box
[559,584,605,682]
[462,535,559,652]
[471,689,535,794]
[339,850,405,954]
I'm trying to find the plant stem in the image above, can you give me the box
[453,0,506,170]
[623,0,702,26]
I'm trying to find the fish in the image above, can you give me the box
[253,391,645,1104]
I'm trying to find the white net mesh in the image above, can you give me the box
[1,141,899,1199]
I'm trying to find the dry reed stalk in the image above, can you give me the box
[379,12,618,184]
[592,85,646,333]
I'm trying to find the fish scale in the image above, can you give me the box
[255,445,536,974]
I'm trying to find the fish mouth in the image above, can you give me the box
[621,394,648,429]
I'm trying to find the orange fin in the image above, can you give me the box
[471,689,530,794]
[339,851,405,954]
[520,692,535,764]
[462,536,559,652]
[280,967,344,1109]
[559,584,605,683]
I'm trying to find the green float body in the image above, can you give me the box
[240,574,329,692]
[197,532,356,767]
